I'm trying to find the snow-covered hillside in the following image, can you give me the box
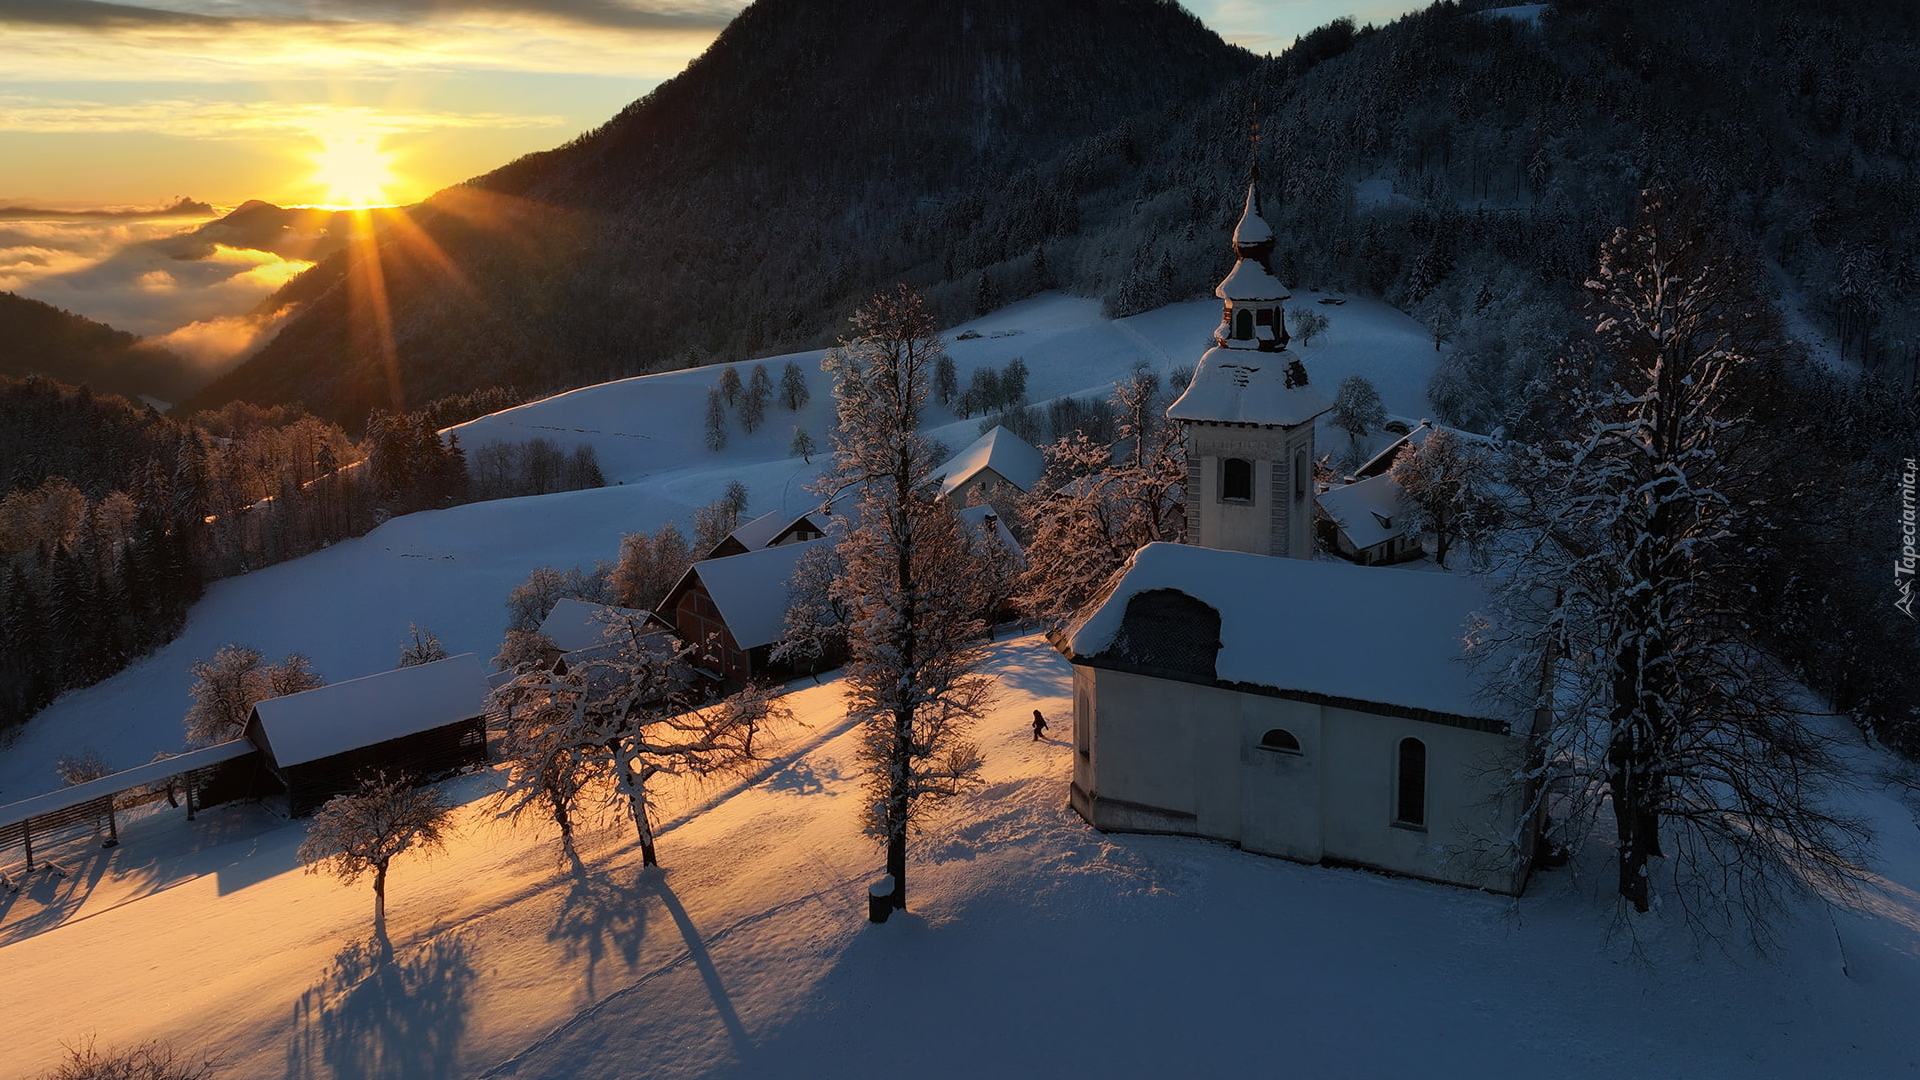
[9,293,1916,1079]
[0,292,1435,805]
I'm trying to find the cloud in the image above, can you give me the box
[151,306,299,370]
[0,97,566,139]
[0,0,741,33]
[5,217,317,337]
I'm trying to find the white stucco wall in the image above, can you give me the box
[1186,424,1317,559]
[1075,665,1531,895]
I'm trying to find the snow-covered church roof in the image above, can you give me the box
[250,653,490,767]
[1215,258,1289,303]
[1166,347,1333,428]
[1232,182,1273,248]
[1061,544,1502,726]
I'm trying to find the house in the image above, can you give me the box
[245,652,491,816]
[660,537,832,685]
[1057,173,1539,894]
[1057,544,1535,894]
[931,425,1045,505]
[704,507,830,559]
[537,597,658,654]
[1318,473,1422,565]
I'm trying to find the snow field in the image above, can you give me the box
[9,294,1914,1078]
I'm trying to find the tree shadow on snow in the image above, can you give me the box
[547,849,650,1003]
[645,871,755,1062]
[980,633,1070,699]
[284,929,476,1080]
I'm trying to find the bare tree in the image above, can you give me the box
[779,360,811,410]
[296,772,453,930]
[183,646,324,745]
[1017,365,1184,628]
[1485,190,1868,937]
[396,624,449,667]
[37,1035,219,1080]
[771,542,847,674]
[741,364,772,433]
[1331,375,1386,459]
[790,426,818,463]
[818,287,994,912]
[703,388,728,452]
[489,612,781,865]
[692,498,741,556]
[1388,427,1501,568]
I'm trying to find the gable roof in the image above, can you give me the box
[1353,420,1496,479]
[726,508,794,551]
[932,425,1046,497]
[538,597,654,653]
[1318,473,1409,552]
[1061,543,1499,725]
[664,536,830,651]
[250,653,490,767]
[1167,347,1333,429]
[957,503,1024,558]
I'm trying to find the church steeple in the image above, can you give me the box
[1212,174,1290,353]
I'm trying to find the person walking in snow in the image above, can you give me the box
[1032,709,1048,741]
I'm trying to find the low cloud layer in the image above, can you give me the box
[2,215,315,369]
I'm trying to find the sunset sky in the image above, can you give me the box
[0,0,1426,211]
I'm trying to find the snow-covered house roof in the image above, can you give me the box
[957,503,1024,558]
[1353,420,1496,479]
[667,537,830,651]
[249,653,490,768]
[1318,473,1408,552]
[1166,347,1334,428]
[722,509,793,553]
[932,425,1046,498]
[538,598,654,653]
[1061,543,1501,726]
[0,739,256,832]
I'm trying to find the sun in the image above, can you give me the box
[309,134,396,208]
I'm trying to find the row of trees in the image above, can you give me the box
[705,361,812,450]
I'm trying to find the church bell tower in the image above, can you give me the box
[1165,173,1330,559]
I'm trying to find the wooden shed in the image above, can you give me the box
[245,652,490,816]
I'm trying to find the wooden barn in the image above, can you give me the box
[245,652,491,816]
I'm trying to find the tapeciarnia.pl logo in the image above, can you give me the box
[1899,457,1918,619]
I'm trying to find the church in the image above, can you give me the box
[1054,177,1540,895]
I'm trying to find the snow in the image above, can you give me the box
[538,598,653,654]
[1319,473,1409,551]
[1213,257,1289,302]
[1066,543,1495,721]
[1167,346,1335,427]
[0,739,252,831]
[719,508,794,553]
[931,425,1045,497]
[1231,182,1273,248]
[12,293,1920,1078]
[1480,3,1549,26]
[251,653,489,768]
[671,538,831,651]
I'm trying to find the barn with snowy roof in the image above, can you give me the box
[244,652,491,816]
[1056,174,1540,895]
[931,425,1045,505]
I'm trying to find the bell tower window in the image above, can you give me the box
[1221,457,1253,502]
[1234,308,1253,340]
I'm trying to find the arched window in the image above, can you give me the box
[1235,308,1254,340]
[1395,738,1427,827]
[1293,449,1309,501]
[1222,457,1253,502]
[1258,728,1301,754]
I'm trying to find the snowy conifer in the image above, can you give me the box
[741,364,772,433]
[817,286,994,912]
[704,388,728,452]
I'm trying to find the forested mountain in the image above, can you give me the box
[183,0,1253,423]
[186,0,1920,430]
[0,292,199,403]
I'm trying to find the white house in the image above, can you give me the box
[931,425,1045,505]
[1057,173,1539,894]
